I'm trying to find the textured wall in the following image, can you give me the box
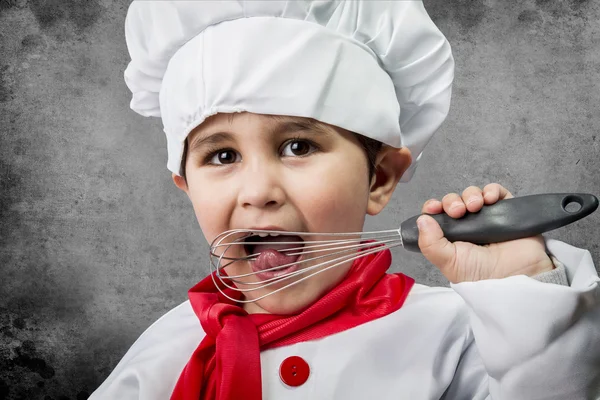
[0,0,598,398]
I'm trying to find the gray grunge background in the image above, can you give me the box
[1,0,599,398]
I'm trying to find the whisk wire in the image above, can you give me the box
[215,237,402,281]
[208,228,403,303]
[210,240,402,303]
[210,232,401,261]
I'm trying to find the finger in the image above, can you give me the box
[417,215,457,274]
[483,183,514,204]
[422,199,443,214]
[442,193,466,218]
[461,186,484,213]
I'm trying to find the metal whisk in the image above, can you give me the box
[208,193,598,303]
[210,229,402,303]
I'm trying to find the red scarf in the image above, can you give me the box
[170,248,414,400]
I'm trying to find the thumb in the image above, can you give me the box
[417,215,457,274]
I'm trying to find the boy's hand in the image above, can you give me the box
[416,183,555,283]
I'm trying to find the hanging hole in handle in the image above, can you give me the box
[562,195,583,213]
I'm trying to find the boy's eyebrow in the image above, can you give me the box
[187,120,331,155]
[188,132,235,155]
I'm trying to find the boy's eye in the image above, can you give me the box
[281,140,317,157]
[209,150,240,165]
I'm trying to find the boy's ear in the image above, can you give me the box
[367,146,412,216]
[172,173,190,195]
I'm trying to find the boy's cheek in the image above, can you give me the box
[295,172,370,232]
[189,197,228,243]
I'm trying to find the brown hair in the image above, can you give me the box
[180,115,382,182]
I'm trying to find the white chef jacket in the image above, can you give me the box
[89,237,600,399]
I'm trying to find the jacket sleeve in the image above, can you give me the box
[442,237,600,400]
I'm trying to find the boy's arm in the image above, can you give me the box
[442,237,600,399]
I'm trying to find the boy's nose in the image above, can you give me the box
[237,162,286,209]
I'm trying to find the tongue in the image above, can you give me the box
[251,235,303,272]
[254,249,300,272]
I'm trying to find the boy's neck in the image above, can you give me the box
[243,301,271,315]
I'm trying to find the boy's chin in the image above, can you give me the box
[243,291,319,315]
[239,262,354,315]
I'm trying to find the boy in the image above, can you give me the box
[91,1,600,399]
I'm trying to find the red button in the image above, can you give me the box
[279,356,310,387]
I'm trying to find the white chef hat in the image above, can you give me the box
[124,1,454,182]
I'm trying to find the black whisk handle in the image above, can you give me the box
[400,193,599,253]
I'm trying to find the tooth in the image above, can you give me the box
[269,233,280,236]
[258,233,268,237]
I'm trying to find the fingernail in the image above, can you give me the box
[417,216,430,231]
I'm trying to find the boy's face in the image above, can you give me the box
[174,112,411,314]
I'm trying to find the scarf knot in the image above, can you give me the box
[201,301,249,338]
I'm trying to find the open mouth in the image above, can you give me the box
[243,233,305,278]
[244,233,304,257]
